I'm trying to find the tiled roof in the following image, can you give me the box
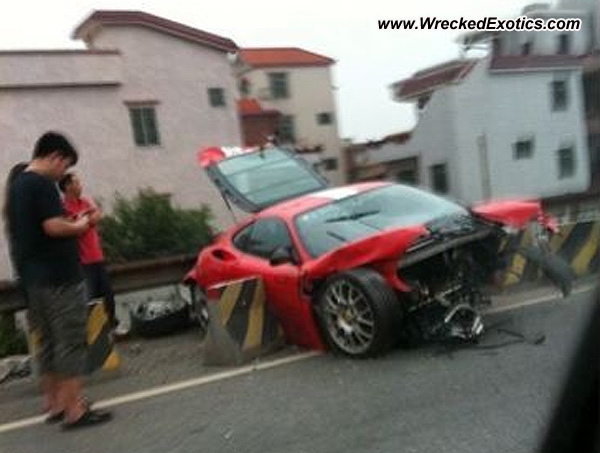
[489,54,584,72]
[392,59,477,100]
[237,98,279,116]
[73,10,237,53]
[239,48,334,68]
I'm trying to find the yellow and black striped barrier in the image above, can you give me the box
[503,220,599,287]
[85,300,120,373]
[203,277,284,366]
[27,300,120,375]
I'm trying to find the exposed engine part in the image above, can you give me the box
[443,304,484,340]
[403,290,485,342]
[399,228,496,343]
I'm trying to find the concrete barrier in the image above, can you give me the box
[203,277,285,366]
[503,220,599,287]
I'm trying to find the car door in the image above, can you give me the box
[199,146,329,213]
[232,218,320,346]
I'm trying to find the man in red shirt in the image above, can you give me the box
[59,173,119,330]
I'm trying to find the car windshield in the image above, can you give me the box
[295,184,467,257]
[215,147,326,209]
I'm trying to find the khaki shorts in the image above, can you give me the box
[27,282,87,377]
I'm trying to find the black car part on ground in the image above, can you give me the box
[129,299,191,337]
[518,245,575,296]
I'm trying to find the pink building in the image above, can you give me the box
[0,11,243,280]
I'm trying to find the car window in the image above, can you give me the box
[215,148,328,210]
[233,218,295,260]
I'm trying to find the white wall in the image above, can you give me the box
[452,58,590,203]
[485,68,590,199]
[88,27,242,217]
[0,51,122,87]
[504,15,591,55]
[499,2,595,56]
[378,56,590,205]
[447,60,492,203]
[351,86,461,199]
[557,0,600,48]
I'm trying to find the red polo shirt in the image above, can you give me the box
[62,196,104,264]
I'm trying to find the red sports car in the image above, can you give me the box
[184,146,571,358]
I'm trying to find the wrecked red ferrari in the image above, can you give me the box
[184,146,572,358]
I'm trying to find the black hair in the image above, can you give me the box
[58,172,75,193]
[32,131,78,166]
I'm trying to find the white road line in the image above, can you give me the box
[486,284,596,314]
[0,350,322,435]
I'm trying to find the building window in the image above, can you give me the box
[589,135,600,174]
[208,88,226,107]
[321,157,338,171]
[430,164,449,194]
[557,146,575,178]
[396,169,417,185]
[521,40,532,55]
[551,80,568,111]
[316,112,334,125]
[239,78,250,97]
[492,37,502,56]
[583,72,600,116]
[128,105,160,147]
[513,138,534,159]
[557,33,571,55]
[268,72,289,99]
[278,115,295,143]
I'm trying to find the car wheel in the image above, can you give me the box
[316,268,400,358]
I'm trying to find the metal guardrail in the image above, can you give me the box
[0,254,197,314]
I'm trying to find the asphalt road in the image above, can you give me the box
[0,287,596,453]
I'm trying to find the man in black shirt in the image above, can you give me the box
[6,132,112,430]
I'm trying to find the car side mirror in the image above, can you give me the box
[269,246,296,266]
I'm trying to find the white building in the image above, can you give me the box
[0,10,243,280]
[236,48,344,184]
[352,1,596,208]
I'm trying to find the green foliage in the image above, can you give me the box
[99,189,214,263]
[0,314,27,358]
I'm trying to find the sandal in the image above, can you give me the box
[61,409,112,431]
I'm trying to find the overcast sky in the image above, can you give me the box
[1,0,534,142]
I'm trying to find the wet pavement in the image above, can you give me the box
[0,280,596,453]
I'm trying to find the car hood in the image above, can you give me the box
[302,225,427,281]
[197,146,329,213]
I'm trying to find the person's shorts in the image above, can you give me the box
[26,282,87,377]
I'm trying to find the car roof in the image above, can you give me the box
[259,181,391,221]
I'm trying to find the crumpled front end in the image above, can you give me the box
[394,204,573,344]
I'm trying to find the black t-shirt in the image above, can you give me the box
[7,171,83,287]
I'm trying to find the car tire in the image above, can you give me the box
[315,268,400,358]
